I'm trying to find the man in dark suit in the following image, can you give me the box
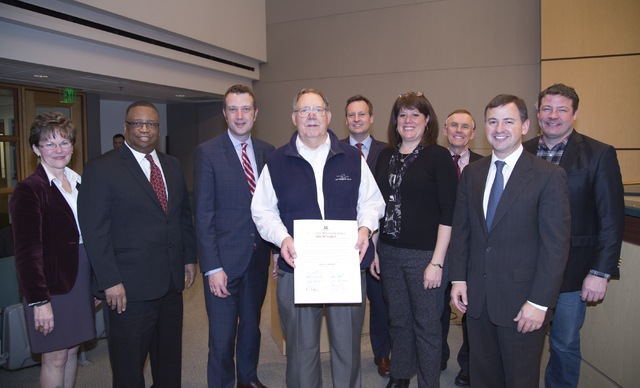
[78,101,197,388]
[523,83,624,388]
[194,84,275,388]
[450,94,571,388]
[441,109,482,387]
[340,94,391,377]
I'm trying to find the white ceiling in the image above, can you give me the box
[0,58,223,104]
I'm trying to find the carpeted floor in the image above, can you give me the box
[1,269,545,387]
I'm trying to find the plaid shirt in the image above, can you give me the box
[535,135,569,165]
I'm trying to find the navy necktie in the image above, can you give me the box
[486,160,505,231]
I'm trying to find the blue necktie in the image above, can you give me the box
[486,160,506,231]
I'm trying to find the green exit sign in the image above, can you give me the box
[60,88,76,103]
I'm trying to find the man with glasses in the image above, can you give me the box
[79,101,197,388]
[194,84,275,388]
[251,88,385,388]
[341,95,392,378]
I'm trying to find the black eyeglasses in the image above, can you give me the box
[125,121,160,129]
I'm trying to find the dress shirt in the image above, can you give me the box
[41,163,83,243]
[481,144,547,312]
[348,135,373,159]
[449,147,472,172]
[124,141,168,198]
[251,134,385,248]
[228,129,259,177]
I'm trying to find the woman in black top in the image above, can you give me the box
[371,92,458,388]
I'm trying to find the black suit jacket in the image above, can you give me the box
[193,134,275,277]
[10,164,80,303]
[78,145,197,301]
[449,151,571,327]
[341,135,389,172]
[469,150,483,163]
[523,131,624,292]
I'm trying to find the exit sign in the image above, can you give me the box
[60,88,76,103]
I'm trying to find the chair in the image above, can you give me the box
[0,255,40,370]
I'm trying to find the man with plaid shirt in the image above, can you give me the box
[523,83,625,388]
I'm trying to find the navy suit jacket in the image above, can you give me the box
[193,133,275,277]
[523,131,624,292]
[10,164,80,303]
[449,151,571,327]
[78,145,197,301]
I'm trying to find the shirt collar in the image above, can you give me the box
[124,141,158,162]
[349,135,372,150]
[492,144,523,169]
[41,163,81,186]
[227,129,253,149]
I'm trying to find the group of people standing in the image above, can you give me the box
[10,82,624,388]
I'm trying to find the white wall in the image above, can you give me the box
[254,0,541,154]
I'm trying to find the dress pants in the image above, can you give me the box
[105,289,183,388]
[203,251,269,388]
[378,242,445,388]
[277,270,366,388]
[467,300,546,388]
[366,270,391,360]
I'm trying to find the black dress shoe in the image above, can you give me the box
[237,381,267,388]
[454,369,470,387]
[386,376,410,388]
[374,357,391,377]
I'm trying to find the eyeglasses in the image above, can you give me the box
[39,141,73,151]
[294,106,328,117]
[125,121,160,129]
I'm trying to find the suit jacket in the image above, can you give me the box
[10,164,80,303]
[523,131,624,292]
[469,150,483,163]
[193,133,275,277]
[449,151,571,327]
[341,135,389,172]
[78,145,196,302]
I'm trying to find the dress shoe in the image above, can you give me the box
[374,357,391,377]
[237,381,267,388]
[454,369,470,387]
[386,376,410,388]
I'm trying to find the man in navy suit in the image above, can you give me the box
[79,101,197,388]
[340,95,391,377]
[194,84,275,388]
[450,94,571,388]
[523,83,624,388]
[441,109,482,387]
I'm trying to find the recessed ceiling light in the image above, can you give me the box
[33,74,49,78]
[175,94,186,98]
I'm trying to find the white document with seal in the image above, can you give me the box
[293,219,362,304]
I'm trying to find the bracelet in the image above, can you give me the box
[430,262,443,269]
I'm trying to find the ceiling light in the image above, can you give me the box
[175,94,186,98]
[33,74,49,78]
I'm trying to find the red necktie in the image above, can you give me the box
[356,143,364,157]
[241,143,256,194]
[145,154,168,214]
[453,154,461,180]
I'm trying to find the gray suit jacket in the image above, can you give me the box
[78,145,197,301]
[449,151,571,327]
[193,133,275,277]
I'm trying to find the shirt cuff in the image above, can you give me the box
[527,300,548,312]
[204,268,223,276]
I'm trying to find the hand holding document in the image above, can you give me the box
[293,219,362,304]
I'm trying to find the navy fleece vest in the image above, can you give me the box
[268,130,374,272]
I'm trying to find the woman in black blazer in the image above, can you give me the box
[10,112,94,387]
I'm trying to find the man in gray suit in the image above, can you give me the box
[194,84,275,388]
[341,95,391,377]
[450,94,571,388]
[79,101,197,388]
